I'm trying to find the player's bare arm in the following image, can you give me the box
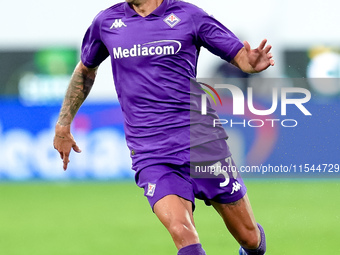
[53,61,97,170]
[231,39,274,73]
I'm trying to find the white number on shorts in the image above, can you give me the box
[212,161,229,187]
[213,157,237,187]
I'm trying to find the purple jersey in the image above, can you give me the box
[81,0,244,171]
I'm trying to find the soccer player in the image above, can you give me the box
[53,0,274,254]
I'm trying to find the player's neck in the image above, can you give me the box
[130,0,163,17]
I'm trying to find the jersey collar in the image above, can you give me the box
[124,0,168,17]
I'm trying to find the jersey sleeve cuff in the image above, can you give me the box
[223,41,244,62]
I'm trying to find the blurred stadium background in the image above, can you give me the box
[0,0,339,254]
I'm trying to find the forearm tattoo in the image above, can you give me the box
[57,66,95,126]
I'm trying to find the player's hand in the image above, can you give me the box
[244,39,274,72]
[53,123,81,171]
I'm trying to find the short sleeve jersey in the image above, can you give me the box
[81,0,244,171]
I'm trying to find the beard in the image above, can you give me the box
[125,0,146,5]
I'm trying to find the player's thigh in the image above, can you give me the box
[154,194,195,228]
[210,194,260,246]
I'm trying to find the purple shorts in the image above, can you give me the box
[135,156,247,210]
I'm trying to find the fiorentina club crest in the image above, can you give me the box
[164,13,181,28]
[146,183,156,197]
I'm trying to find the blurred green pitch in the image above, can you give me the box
[0,180,339,255]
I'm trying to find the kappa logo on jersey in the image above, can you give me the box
[110,19,127,29]
[230,181,242,195]
[164,13,181,28]
[146,183,156,197]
